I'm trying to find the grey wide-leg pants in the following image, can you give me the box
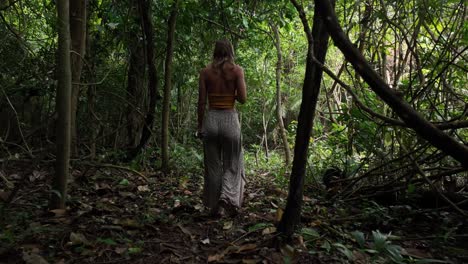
[202,109,245,210]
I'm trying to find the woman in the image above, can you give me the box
[197,39,247,217]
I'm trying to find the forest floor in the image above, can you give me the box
[0,161,467,263]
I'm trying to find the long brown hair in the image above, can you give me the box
[212,39,235,76]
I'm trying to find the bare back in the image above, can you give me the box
[197,62,247,130]
[203,63,245,98]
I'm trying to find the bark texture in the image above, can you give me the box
[161,0,179,171]
[278,0,333,236]
[50,0,72,209]
[69,0,87,154]
[271,24,292,165]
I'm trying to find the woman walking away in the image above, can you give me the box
[197,39,247,217]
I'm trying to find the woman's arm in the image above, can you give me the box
[236,67,247,104]
[197,69,207,133]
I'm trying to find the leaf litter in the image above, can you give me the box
[0,162,467,263]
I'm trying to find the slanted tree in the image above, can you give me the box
[278,0,334,236]
[50,0,72,209]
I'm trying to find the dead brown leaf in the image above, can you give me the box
[69,232,90,246]
[402,248,432,258]
[22,251,49,264]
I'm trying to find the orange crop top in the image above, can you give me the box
[208,93,236,109]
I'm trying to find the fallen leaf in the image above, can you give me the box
[30,170,46,182]
[236,243,257,253]
[116,218,141,228]
[223,221,233,230]
[276,208,283,222]
[401,248,432,258]
[137,185,150,192]
[128,247,142,254]
[119,191,136,198]
[177,224,194,239]
[310,220,322,227]
[49,209,67,217]
[115,247,127,254]
[297,235,307,250]
[280,244,295,258]
[10,173,21,180]
[95,182,111,190]
[179,178,189,189]
[22,252,49,264]
[262,227,276,235]
[70,232,90,246]
[207,253,224,262]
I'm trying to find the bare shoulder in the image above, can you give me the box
[233,64,244,75]
[200,66,209,76]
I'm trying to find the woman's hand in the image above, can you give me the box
[195,129,204,139]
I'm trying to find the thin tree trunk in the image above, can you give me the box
[315,0,468,168]
[271,24,292,165]
[50,0,72,209]
[161,0,178,172]
[125,0,160,161]
[126,41,145,148]
[278,0,333,236]
[69,0,87,155]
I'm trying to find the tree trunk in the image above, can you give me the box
[278,0,333,236]
[125,0,160,161]
[50,0,72,209]
[69,0,87,155]
[315,0,468,168]
[86,33,97,159]
[271,24,292,165]
[161,0,178,172]
[126,39,145,148]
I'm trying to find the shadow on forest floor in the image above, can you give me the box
[0,161,467,263]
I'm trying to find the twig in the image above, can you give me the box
[198,16,245,39]
[78,162,149,182]
[1,90,33,158]
[0,171,13,188]
[402,143,467,216]
[390,234,468,241]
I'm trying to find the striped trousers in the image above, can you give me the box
[202,109,245,210]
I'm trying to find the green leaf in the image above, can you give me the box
[242,17,249,29]
[333,243,354,260]
[407,184,416,194]
[128,247,142,254]
[300,227,320,240]
[97,237,117,246]
[248,223,271,232]
[119,179,129,186]
[351,231,365,247]
[50,189,62,199]
[321,240,331,252]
